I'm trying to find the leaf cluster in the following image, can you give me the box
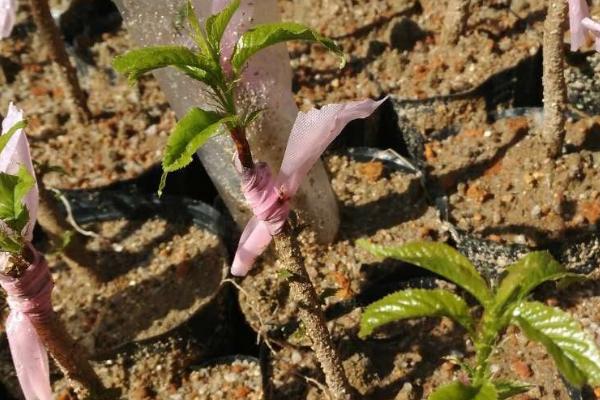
[0,121,35,254]
[112,0,344,195]
[358,240,600,399]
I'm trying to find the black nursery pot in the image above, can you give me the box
[0,189,234,397]
[57,188,231,356]
[2,188,230,351]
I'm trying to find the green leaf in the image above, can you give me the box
[113,46,209,83]
[231,22,345,73]
[493,381,531,399]
[159,108,230,195]
[494,252,580,315]
[0,173,20,222]
[185,0,212,56]
[358,240,492,306]
[0,230,23,254]
[13,166,34,233]
[0,120,26,154]
[512,301,600,387]
[206,0,240,48]
[429,381,497,400]
[0,166,34,234]
[360,289,474,338]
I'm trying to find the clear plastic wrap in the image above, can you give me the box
[113,0,340,242]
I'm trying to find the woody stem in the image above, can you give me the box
[228,129,355,399]
[542,0,569,159]
[273,221,356,400]
[27,0,91,121]
[231,126,254,169]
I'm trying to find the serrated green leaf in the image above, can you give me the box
[185,0,212,56]
[358,240,492,306]
[493,381,531,399]
[360,289,474,338]
[231,22,345,73]
[113,46,210,83]
[13,166,34,233]
[429,380,497,400]
[494,252,580,316]
[159,108,231,195]
[0,166,34,234]
[0,173,20,223]
[206,0,240,49]
[0,120,26,154]
[512,301,600,387]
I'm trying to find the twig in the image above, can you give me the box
[292,371,333,400]
[542,0,569,158]
[27,0,91,121]
[273,220,355,400]
[223,278,278,354]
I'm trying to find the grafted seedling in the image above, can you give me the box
[113,1,361,398]
[359,241,600,399]
[0,107,110,399]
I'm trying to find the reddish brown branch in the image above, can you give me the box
[231,127,255,169]
[28,0,91,120]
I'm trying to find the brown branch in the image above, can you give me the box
[274,221,356,400]
[231,126,254,169]
[542,0,569,159]
[30,312,112,398]
[27,0,91,121]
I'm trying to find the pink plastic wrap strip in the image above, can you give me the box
[0,247,53,400]
[231,98,386,276]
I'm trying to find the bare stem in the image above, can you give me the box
[273,221,355,400]
[231,126,254,169]
[542,0,569,159]
[442,0,470,45]
[27,0,91,121]
[30,313,112,398]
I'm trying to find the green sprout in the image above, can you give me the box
[358,240,600,399]
[112,0,345,196]
[0,120,35,255]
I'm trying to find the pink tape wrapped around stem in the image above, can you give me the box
[0,103,49,399]
[0,246,53,400]
[232,98,386,276]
